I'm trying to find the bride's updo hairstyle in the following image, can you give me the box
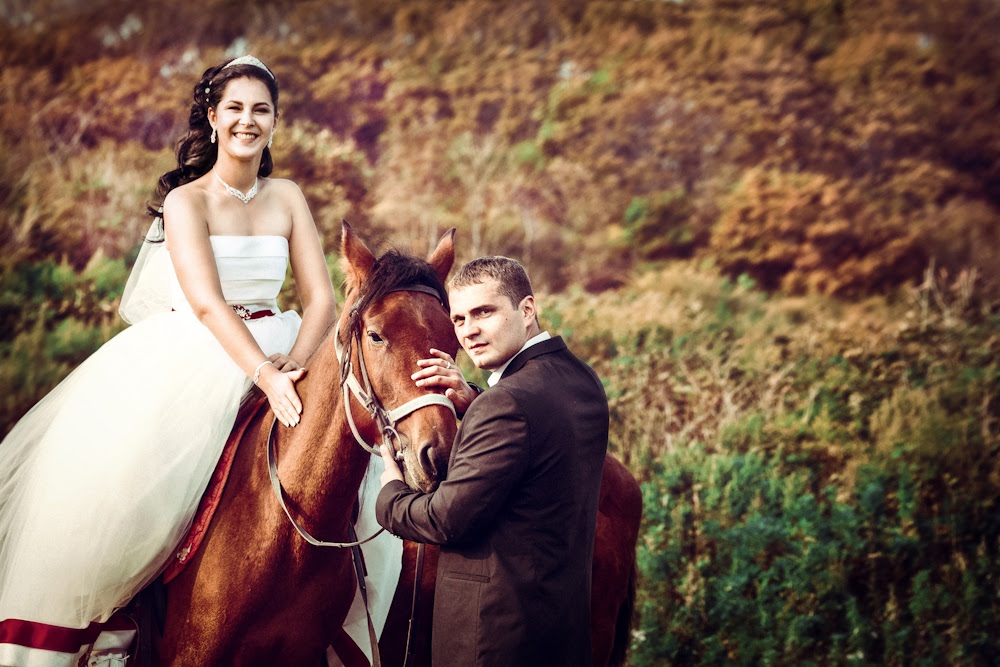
[148,56,280,217]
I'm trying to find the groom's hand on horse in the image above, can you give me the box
[412,348,478,417]
[378,442,405,487]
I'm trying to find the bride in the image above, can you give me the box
[0,55,399,666]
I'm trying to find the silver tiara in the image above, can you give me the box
[223,55,274,79]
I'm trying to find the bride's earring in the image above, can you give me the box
[267,131,273,149]
[210,127,217,144]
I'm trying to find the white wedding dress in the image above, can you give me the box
[0,235,400,666]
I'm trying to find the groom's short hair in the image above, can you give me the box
[450,256,534,309]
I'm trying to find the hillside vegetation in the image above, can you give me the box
[1,0,998,664]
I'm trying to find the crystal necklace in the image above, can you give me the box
[214,169,258,204]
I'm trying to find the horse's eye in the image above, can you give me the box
[367,331,385,345]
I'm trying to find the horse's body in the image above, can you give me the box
[155,223,460,666]
[379,452,643,667]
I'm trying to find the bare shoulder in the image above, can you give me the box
[264,177,307,203]
[266,178,314,230]
[162,180,208,215]
[161,180,210,237]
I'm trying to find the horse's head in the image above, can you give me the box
[338,222,459,493]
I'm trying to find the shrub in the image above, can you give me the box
[623,189,701,260]
[634,444,1000,666]
[710,169,926,296]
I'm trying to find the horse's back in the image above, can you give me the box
[592,452,642,667]
[598,452,642,535]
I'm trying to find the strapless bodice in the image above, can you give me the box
[168,236,289,313]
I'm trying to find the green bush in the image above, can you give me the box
[542,263,998,665]
[634,445,999,666]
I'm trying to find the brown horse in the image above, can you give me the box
[379,452,643,667]
[155,223,461,666]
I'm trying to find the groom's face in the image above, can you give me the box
[449,279,535,372]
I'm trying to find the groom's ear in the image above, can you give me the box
[520,295,538,325]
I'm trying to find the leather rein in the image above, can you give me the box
[266,282,455,549]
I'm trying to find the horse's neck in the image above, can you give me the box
[280,334,372,520]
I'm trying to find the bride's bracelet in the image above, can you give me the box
[252,360,274,385]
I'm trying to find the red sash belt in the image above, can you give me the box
[170,305,275,320]
[231,305,275,320]
[0,618,102,652]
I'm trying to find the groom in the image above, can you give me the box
[376,255,609,666]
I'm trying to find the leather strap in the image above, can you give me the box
[266,417,384,548]
[349,524,382,667]
[403,542,426,667]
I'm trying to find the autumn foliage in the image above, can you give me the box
[0,0,997,294]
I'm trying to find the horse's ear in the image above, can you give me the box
[340,220,376,291]
[427,228,456,285]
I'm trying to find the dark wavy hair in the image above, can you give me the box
[147,57,280,217]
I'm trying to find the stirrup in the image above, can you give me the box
[86,649,129,667]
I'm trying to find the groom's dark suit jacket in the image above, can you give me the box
[376,336,609,667]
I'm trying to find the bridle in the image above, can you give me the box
[267,282,455,549]
[334,284,456,461]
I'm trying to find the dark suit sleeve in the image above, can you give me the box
[376,387,529,545]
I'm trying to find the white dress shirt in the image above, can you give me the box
[487,331,552,387]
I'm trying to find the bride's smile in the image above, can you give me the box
[209,77,276,156]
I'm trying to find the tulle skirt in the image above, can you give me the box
[0,308,301,629]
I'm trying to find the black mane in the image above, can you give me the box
[354,249,448,314]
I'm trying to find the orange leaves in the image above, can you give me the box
[0,0,998,299]
[711,169,924,296]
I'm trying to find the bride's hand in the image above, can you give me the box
[268,352,301,372]
[258,365,306,427]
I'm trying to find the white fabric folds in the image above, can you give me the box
[119,217,171,325]
[0,237,300,656]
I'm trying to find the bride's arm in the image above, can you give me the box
[283,181,337,366]
[163,189,305,428]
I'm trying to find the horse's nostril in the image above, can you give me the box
[418,445,437,478]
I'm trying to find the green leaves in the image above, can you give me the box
[634,445,1000,665]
